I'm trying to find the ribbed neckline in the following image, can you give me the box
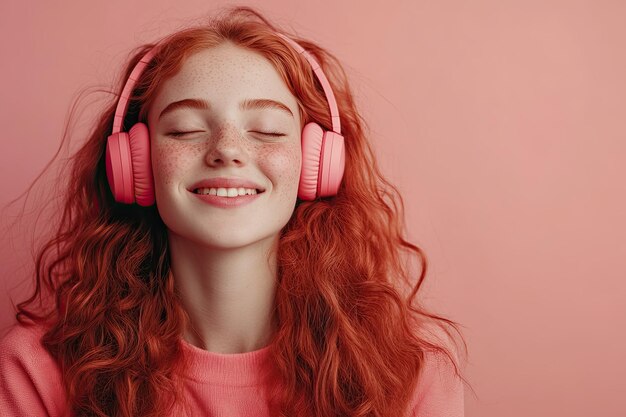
[178,337,274,386]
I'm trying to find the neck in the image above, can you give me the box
[168,231,279,354]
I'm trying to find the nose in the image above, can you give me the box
[204,124,249,167]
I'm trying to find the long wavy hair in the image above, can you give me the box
[9,5,470,417]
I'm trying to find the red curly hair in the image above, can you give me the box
[11,5,470,417]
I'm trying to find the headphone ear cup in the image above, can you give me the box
[298,122,346,200]
[299,122,324,200]
[317,131,345,198]
[105,123,155,206]
[106,131,135,204]
[128,123,155,206]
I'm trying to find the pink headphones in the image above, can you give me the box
[105,33,345,206]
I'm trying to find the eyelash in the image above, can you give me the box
[166,131,286,138]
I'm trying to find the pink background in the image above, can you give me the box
[1,1,625,416]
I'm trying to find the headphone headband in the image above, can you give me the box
[111,33,341,135]
[275,33,341,134]
[111,43,162,134]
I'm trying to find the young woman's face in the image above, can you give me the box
[147,42,302,250]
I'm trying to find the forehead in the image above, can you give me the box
[149,42,299,119]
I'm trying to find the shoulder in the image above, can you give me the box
[407,348,465,417]
[1,320,47,350]
[0,321,57,368]
[0,322,69,417]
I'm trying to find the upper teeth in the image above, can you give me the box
[195,187,259,197]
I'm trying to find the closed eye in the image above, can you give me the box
[166,131,286,137]
[166,131,200,137]
[252,131,286,137]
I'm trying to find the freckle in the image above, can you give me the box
[155,141,181,186]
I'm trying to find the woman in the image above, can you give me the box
[0,6,469,417]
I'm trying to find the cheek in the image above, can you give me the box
[258,144,301,191]
[152,141,203,186]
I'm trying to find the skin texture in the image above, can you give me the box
[146,41,302,354]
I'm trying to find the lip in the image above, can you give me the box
[188,177,266,193]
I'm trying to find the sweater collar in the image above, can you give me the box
[178,337,274,386]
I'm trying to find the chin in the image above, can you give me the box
[168,225,278,251]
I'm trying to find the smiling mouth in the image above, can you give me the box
[191,188,265,195]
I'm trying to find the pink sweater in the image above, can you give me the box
[0,323,464,416]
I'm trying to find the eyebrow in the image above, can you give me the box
[157,97,294,120]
